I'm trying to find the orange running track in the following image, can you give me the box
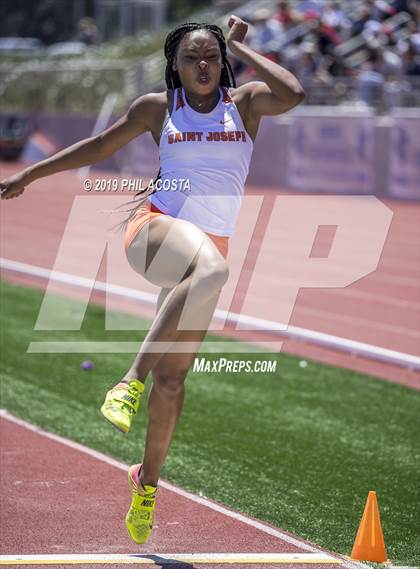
[0,411,349,569]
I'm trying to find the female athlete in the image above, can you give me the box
[1,15,304,544]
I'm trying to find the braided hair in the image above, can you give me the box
[164,22,236,89]
[113,22,235,232]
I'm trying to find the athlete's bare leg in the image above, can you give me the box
[122,215,228,384]
[123,217,226,485]
[139,288,220,487]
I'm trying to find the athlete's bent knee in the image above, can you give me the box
[152,369,187,398]
[195,258,229,292]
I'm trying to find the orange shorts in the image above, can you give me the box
[124,202,229,259]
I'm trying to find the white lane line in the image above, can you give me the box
[0,552,341,565]
[26,340,282,354]
[1,257,419,370]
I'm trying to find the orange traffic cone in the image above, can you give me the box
[351,491,387,562]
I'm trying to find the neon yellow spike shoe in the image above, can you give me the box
[100,379,144,434]
[125,464,157,544]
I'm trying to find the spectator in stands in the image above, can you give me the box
[322,1,351,31]
[273,0,302,30]
[382,33,404,79]
[76,17,99,46]
[295,45,318,81]
[392,0,412,15]
[283,36,306,75]
[403,19,420,53]
[296,0,323,19]
[235,0,419,105]
[403,41,420,75]
[351,5,373,37]
[312,15,341,55]
[247,8,283,55]
[356,48,385,107]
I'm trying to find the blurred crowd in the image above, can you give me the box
[231,0,420,107]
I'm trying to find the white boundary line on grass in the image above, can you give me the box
[1,257,419,370]
[0,410,369,569]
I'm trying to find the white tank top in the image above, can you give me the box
[148,86,253,236]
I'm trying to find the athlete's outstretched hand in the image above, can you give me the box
[227,15,248,51]
[0,173,27,200]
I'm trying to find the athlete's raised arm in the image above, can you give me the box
[0,93,163,200]
[227,15,304,124]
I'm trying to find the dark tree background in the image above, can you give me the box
[0,0,213,45]
[0,0,95,44]
[167,0,213,21]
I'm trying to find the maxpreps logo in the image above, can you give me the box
[192,358,277,374]
[25,195,393,356]
[168,130,247,143]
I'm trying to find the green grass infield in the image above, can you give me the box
[1,279,419,564]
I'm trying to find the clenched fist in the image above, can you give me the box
[226,15,248,53]
[0,173,27,200]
